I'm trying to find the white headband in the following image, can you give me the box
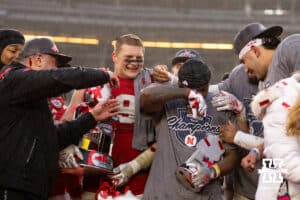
[238,38,263,59]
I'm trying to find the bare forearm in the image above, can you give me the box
[140,85,189,114]
[61,89,85,121]
[217,149,239,176]
[236,110,249,132]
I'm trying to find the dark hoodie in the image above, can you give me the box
[0,29,25,69]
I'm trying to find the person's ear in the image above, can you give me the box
[252,46,261,58]
[28,56,39,70]
[112,52,118,64]
[28,57,33,68]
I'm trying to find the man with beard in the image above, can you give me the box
[231,22,300,89]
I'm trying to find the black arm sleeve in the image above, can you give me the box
[56,112,97,150]
[7,67,109,104]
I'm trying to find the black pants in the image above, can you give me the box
[0,188,45,200]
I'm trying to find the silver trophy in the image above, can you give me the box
[78,121,116,175]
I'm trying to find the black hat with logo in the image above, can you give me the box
[234,23,283,55]
[172,49,201,66]
[20,37,72,66]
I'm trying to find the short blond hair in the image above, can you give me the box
[114,34,144,55]
[286,95,300,136]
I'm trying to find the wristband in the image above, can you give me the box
[250,148,260,160]
[210,163,221,179]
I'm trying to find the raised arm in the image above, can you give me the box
[61,89,85,121]
[140,84,189,114]
[4,66,112,105]
[217,148,240,176]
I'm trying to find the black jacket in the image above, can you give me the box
[0,62,110,198]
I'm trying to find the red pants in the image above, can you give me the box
[50,170,83,198]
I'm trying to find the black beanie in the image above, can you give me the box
[0,29,25,68]
[0,29,25,52]
[178,58,211,89]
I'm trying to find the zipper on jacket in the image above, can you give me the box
[26,138,37,164]
[23,138,37,179]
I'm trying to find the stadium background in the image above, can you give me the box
[1,0,299,83]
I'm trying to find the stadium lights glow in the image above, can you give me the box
[24,34,233,50]
[112,41,233,50]
[24,34,99,45]
[264,9,286,15]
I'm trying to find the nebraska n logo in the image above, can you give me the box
[184,135,197,147]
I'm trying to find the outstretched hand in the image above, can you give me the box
[90,99,119,121]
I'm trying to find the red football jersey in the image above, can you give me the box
[110,76,147,195]
[82,77,148,195]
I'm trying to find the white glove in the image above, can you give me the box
[176,160,220,192]
[177,135,222,192]
[112,161,138,187]
[211,90,244,114]
[111,144,156,186]
[184,160,212,189]
[58,144,83,168]
[188,90,207,118]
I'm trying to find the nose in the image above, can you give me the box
[13,51,22,60]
